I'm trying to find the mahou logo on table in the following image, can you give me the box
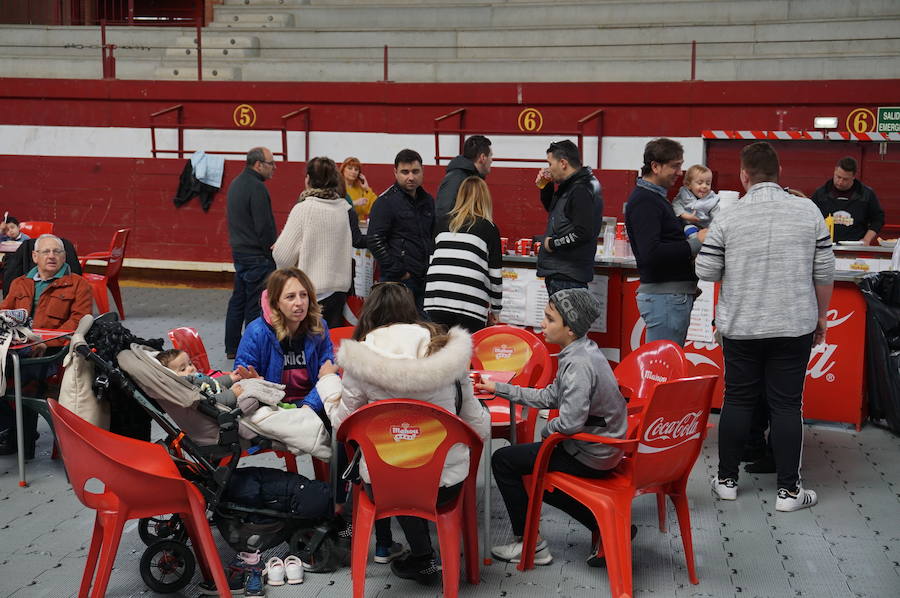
[639,410,703,453]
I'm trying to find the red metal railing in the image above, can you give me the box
[150,104,312,163]
[434,108,604,166]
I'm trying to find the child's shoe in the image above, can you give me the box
[283,555,304,584]
[264,557,285,586]
[244,568,265,597]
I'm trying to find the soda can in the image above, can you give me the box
[501,237,508,254]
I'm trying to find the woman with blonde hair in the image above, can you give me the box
[424,175,503,332]
[340,156,378,220]
[235,267,338,415]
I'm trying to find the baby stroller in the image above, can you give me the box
[70,330,347,594]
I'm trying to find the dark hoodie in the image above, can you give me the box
[434,155,484,233]
[811,178,884,242]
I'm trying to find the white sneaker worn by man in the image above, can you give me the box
[491,538,553,565]
[710,475,738,500]
[775,486,817,512]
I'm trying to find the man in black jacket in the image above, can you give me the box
[535,140,603,295]
[224,147,278,359]
[434,135,492,231]
[625,138,702,346]
[811,156,884,244]
[367,149,435,311]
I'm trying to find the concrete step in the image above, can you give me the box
[210,0,900,30]
[227,52,900,82]
[153,65,243,80]
[165,35,261,58]
[0,25,185,57]
[209,11,294,28]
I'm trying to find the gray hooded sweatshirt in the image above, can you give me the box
[493,335,627,470]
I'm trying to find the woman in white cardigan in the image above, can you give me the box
[331,282,489,586]
[273,156,353,328]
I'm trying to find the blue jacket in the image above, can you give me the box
[234,317,335,414]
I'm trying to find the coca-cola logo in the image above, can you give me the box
[806,308,854,382]
[639,410,702,453]
[390,422,420,442]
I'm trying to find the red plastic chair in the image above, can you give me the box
[614,340,689,531]
[168,326,212,374]
[471,325,555,444]
[78,228,131,319]
[518,375,718,598]
[329,325,355,353]
[337,399,483,598]
[614,340,688,405]
[19,221,54,237]
[48,399,232,598]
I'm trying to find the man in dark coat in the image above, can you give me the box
[434,135,493,231]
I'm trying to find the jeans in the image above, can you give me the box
[717,333,814,490]
[225,253,275,354]
[636,292,695,347]
[492,442,611,536]
[544,276,587,297]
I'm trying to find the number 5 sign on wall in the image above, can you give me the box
[233,104,257,127]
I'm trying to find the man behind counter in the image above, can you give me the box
[811,156,884,245]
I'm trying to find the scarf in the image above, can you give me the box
[297,187,343,203]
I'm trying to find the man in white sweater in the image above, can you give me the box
[696,142,834,513]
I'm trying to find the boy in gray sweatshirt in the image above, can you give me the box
[475,288,627,567]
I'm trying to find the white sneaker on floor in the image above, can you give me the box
[264,557,285,586]
[776,486,818,512]
[711,475,738,500]
[491,538,553,565]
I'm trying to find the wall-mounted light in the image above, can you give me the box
[813,116,838,129]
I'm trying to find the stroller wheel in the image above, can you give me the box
[289,526,345,573]
[138,514,186,546]
[140,540,196,593]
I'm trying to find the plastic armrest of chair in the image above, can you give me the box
[78,251,112,269]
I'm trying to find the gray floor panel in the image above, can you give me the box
[1,285,899,597]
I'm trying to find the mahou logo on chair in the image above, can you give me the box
[639,411,703,453]
[390,422,421,442]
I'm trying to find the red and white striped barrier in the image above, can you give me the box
[702,130,900,141]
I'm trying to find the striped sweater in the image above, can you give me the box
[695,182,834,340]
[424,217,503,324]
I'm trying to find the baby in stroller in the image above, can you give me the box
[62,316,349,595]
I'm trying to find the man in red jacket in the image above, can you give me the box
[0,234,92,458]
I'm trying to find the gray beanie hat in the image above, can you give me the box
[549,288,601,338]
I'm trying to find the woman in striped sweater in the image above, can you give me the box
[424,176,503,332]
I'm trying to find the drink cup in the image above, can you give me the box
[517,238,531,255]
[501,237,508,254]
[535,169,552,189]
[532,241,542,256]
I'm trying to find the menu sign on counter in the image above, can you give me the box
[501,267,608,332]
[353,249,375,298]
[686,280,716,344]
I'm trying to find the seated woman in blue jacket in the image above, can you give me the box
[235,267,339,416]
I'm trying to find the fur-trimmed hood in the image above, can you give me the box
[337,324,472,394]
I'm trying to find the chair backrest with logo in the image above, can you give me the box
[19,221,54,237]
[337,399,482,513]
[471,325,554,388]
[168,326,212,374]
[105,228,131,281]
[614,340,687,400]
[631,375,717,490]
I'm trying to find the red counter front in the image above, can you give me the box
[499,258,868,429]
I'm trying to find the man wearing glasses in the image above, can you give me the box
[225,146,278,359]
[0,233,92,457]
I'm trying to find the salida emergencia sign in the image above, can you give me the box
[877,107,900,133]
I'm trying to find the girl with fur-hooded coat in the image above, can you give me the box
[332,323,489,487]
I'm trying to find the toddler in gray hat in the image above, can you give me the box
[475,286,627,567]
